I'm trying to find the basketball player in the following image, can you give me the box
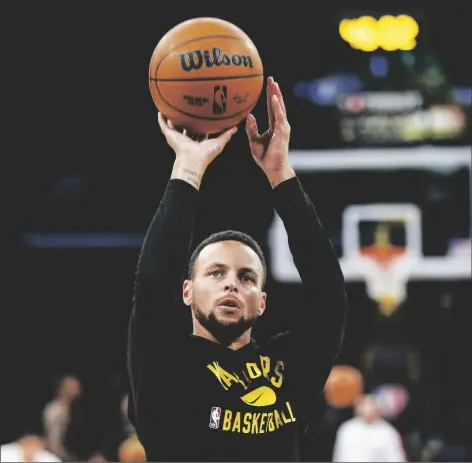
[127,76,348,461]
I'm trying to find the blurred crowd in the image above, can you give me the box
[1,376,145,463]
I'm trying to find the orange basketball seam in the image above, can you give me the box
[150,73,263,82]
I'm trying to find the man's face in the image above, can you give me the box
[183,241,266,344]
[62,376,81,400]
[355,395,381,422]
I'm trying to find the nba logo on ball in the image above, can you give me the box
[209,406,221,429]
[213,86,227,115]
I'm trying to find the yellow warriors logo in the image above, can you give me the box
[240,386,276,406]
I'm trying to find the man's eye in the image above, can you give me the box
[241,274,255,283]
[210,270,223,277]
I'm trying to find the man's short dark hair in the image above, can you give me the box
[188,230,267,287]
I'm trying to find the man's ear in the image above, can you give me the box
[257,292,267,316]
[183,279,193,307]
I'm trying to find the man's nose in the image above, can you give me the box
[224,277,239,292]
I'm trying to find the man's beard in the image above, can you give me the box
[193,304,257,346]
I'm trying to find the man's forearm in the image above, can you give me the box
[129,169,202,413]
[136,173,199,285]
[272,176,347,397]
[273,176,347,347]
[273,176,345,293]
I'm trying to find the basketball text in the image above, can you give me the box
[179,48,254,72]
[220,402,296,434]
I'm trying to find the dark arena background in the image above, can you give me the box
[3,1,471,461]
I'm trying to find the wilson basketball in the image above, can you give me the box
[324,365,364,408]
[149,17,264,134]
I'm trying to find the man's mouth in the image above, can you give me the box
[217,298,241,309]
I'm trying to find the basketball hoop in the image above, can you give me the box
[357,245,412,316]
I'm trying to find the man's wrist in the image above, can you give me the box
[265,167,296,189]
[171,161,207,191]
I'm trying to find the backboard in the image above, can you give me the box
[268,146,471,282]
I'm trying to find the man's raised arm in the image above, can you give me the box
[127,114,237,428]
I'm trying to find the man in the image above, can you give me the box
[332,394,407,462]
[42,374,82,460]
[127,77,348,461]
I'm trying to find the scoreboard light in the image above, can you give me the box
[339,14,419,52]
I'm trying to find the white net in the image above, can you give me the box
[356,251,413,314]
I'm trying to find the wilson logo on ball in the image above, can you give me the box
[178,47,254,72]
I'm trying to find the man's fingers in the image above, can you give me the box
[157,112,170,136]
[245,114,261,142]
[271,94,288,130]
[217,126,238,146]
[266,79,274,132]
[274,81,287,115]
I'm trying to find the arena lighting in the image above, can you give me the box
[339,14,419,51]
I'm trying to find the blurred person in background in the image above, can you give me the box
[332,394,407,462]
[42,374,82,461]
[1,431,61,462]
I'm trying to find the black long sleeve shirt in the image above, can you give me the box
[127,177,347,461]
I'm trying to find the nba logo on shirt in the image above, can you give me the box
[209,406,221,429]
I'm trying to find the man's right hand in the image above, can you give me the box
[158,112,237,190]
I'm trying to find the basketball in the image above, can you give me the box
[324,365,364,408]
[149,17,264,134]
[118,434,146,462]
